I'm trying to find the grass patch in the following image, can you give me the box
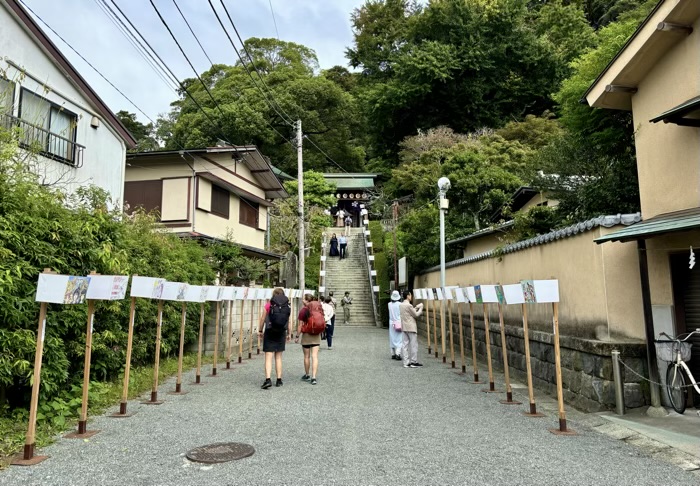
[0,353,212,469]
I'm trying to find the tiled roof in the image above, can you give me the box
[422,213,641,274]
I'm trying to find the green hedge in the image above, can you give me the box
[369,222,391,326]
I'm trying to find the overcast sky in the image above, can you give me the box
[23,0,366,124]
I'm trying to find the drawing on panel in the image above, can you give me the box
[521,280,536,303]
[200,286,209,302]
[111,276,128,300]
[152,279,165,299]
[64,276,90,304]
[495,285,505,305]
[177,283,188,300]
[474,285,483,304]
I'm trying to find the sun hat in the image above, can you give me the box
[390,290,401,301]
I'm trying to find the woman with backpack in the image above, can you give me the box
[258,288,292,389]
[295,293,324,385]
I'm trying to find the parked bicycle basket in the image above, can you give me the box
[654,340,692,362]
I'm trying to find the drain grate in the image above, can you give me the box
[186,442,255,464]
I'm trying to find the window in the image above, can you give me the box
[0,78,14,116]
[239,198,259,228]
[211,184,230,219]
[124,180,163,217]
[19,88,79,163]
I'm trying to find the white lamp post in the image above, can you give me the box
[437,177,451,363]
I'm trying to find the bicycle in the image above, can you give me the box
[655,328,700,414]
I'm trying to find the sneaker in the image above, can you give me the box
[261,379,272,389]
[327,347,333,350]
[411,362,423,367]
[301,374,310,381]
[403,364,412,368]
[276,379,283,387]
[409,363,419,368]
[310,378,317,385]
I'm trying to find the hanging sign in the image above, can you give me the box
[161,282,189,301]
[130,276,165,299]
[35,274,91,304]
[86,275,129,300]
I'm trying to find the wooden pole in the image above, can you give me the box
[225,299,234,368]
[425,295,432,355]
[113,296,136,416]
[194,303,205,384]
[458,301,466,373]
[498,303,520,405]
[448,299,455,368]
[69,298,99,437]
[468,303,483,384]
[482,303,499,393]
[248,298,256,359]
[143,300,164,404]
[550,302,576,435]
[212,301,221,375]
[15,301,49,464]
[170,302,187,394]
[521,304,543,417]
[257,298,264,355]
[440,299,447,363]
[432,299,438,358]
[238,298,246,363]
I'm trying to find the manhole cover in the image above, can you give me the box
[186,442,255,463]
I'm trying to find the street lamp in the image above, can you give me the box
[437,177,450,363]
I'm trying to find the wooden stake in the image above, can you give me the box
[211,301,221,375]
[14,299,49,464]
[468,303,483,384]
[257,298,264,354]
[169,302,188,395]
[521,304,543,417]
[67,298,100,437]
[482,303,499,393]
[457,301,466,373]
[440,300,447,363]
[425,295,432,355]
[448,299,456,368]
[248,298,255,359]
[550,302,576,435]
[112,295,136,416]
[225,299,234,369]
[194,302,205,384]
[432,299,438,358]
[238,299,246,363]
[143,300,164,404]
[497,303,520,405]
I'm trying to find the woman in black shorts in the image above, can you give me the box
[295,294,322,385]
[258,288,291,389]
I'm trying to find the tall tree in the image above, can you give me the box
[115,111,158,152]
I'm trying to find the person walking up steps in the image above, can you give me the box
[322,296,335,349]
[258,288,292,389]
[341,291,352,324]
[400,290,424,368]
[295,294,324,385]
[388,290,403,360]
[338,234,348,259]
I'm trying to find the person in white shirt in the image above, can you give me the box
[388,290,403,360]
[337,209,346,228]
[322,297,335,349]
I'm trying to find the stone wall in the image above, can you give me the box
[417,311,650,412]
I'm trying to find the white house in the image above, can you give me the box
[0,0,136,201]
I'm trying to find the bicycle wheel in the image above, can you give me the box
[666,363,687,414]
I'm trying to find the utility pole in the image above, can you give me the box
[392,200,398,289]
[297,120,305,292]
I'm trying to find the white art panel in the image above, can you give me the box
[426,289,434,301]
[130,276,165,299]
[466,287,477,303]
[454,288,466,303]
[161,282,188,301]
[442,287,453,300]
[435,288,444,301]
[247,288,258,301]
[480,285,499,303]
[184,285,205,303]
[502,284,525,305]
[264,289,274,300]
[220,287,236,301]
[86,275,129,300]
[36,274,90,304]
[415,289,423,300]
[533,279,560,303]
[202,286,220,301]
[304,289,315,296]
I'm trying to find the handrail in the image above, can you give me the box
[1,113,84,167]
[361,218,380,327]
[319,232,328,292]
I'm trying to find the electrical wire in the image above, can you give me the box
[268,0,280,40]
[303,134,349,174]
[171,0,214,66]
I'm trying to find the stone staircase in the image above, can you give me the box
[323,227,378,326]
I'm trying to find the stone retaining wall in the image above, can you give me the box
[417,312,650,412]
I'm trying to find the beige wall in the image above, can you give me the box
[631,16,700,218]
[463,233,503,258]
[161,178,189,221]
[416,227,644,340]
[518,192,559,213]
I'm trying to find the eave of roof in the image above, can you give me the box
[177,232,283,260]
[595,207,700,243]
[447,221,514,246]
[584,0,700,111]
[4,0,137,148]
[649,95,700,125]
[425,213,641,273]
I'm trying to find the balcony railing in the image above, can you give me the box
[1,113,84,167]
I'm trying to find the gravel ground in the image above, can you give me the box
[2,327,698,486]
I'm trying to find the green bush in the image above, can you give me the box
[368,222,391,326]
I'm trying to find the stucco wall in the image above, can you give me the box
[1,4,126,201]
[462,233,503,258]
[631,15,700,218]
[416,226,644,340]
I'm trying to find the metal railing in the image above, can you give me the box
[361,218,381,327]
[1,113,84,167]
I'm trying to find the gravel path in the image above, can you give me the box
[2,327,697,486]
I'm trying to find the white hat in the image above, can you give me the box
[390,290,401,301]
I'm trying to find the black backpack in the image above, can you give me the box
[267,294,291,332]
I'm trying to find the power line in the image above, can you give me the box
[303,135,348,174]
[171,0,214,66]
[268,0,280,40]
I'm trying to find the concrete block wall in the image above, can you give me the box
[417,311,649,412]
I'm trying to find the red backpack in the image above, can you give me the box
[301,301,326,335]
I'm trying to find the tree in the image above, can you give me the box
[115,111,159,152]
